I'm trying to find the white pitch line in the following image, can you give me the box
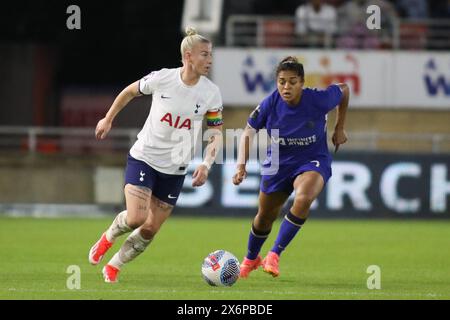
[2,288,447,298]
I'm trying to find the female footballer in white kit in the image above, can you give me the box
[88,27,224,283]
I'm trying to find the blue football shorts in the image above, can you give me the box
[124,154,185,206]
[260,156,332,195]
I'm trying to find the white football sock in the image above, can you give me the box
[108,228,153,269]
[105,210,132,242]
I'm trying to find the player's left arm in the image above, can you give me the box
[192,110,223,187]
[332,83,350,153]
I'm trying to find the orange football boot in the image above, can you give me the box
[102,264,120,283]
[239,256,262,278]
[262,251,280,277]
[89,233,113,265]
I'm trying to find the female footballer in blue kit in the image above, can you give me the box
[233,56,349,278]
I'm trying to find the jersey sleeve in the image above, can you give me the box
[247,95,271,130]
[207,86,223,113]
[314,84,343,113]
[138,70,162,95]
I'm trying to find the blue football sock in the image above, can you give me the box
[271,211,306,256]
[246,224,271,260]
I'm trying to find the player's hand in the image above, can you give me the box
[332,128,347,153]
[232,165,247,185]
[192,164,209,187]
[95,118,112,140]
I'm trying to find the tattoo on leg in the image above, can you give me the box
[156,200,168,209]
[131,186,151,197]
[127,190,147,201]
[152,197,173,210]
[127,186,151,201]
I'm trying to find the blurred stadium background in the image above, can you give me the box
[1,0,450,301]
[0,0,448,219]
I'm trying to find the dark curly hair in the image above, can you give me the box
[276,56,304,80]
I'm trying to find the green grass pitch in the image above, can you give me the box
[0,216,449,300]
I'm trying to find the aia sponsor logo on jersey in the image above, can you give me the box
[160,112,191,129]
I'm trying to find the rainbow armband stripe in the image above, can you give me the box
[206,111,223,127]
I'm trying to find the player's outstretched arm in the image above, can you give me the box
[192,124,223,187]
[332,83,350,153]
[95,81,141,140]
[233,124,257,185]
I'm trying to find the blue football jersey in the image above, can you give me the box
[247,85,343,168]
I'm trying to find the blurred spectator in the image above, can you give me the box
[395,0,428,19]
[336,0,398,49]
[295,0,337,47]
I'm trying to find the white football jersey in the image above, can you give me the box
[129,67,223,175]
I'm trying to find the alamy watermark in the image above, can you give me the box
[366,265,381,289]
[66,5,81,30]
[66,265,81,290]
[65,5,381,33]
[168,124,286,174]
[366,5,381,30]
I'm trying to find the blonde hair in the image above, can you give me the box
[180,26,210,60]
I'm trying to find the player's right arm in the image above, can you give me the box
[95,81,141,140]
[233,124,257,186]
[233,98,270,185]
